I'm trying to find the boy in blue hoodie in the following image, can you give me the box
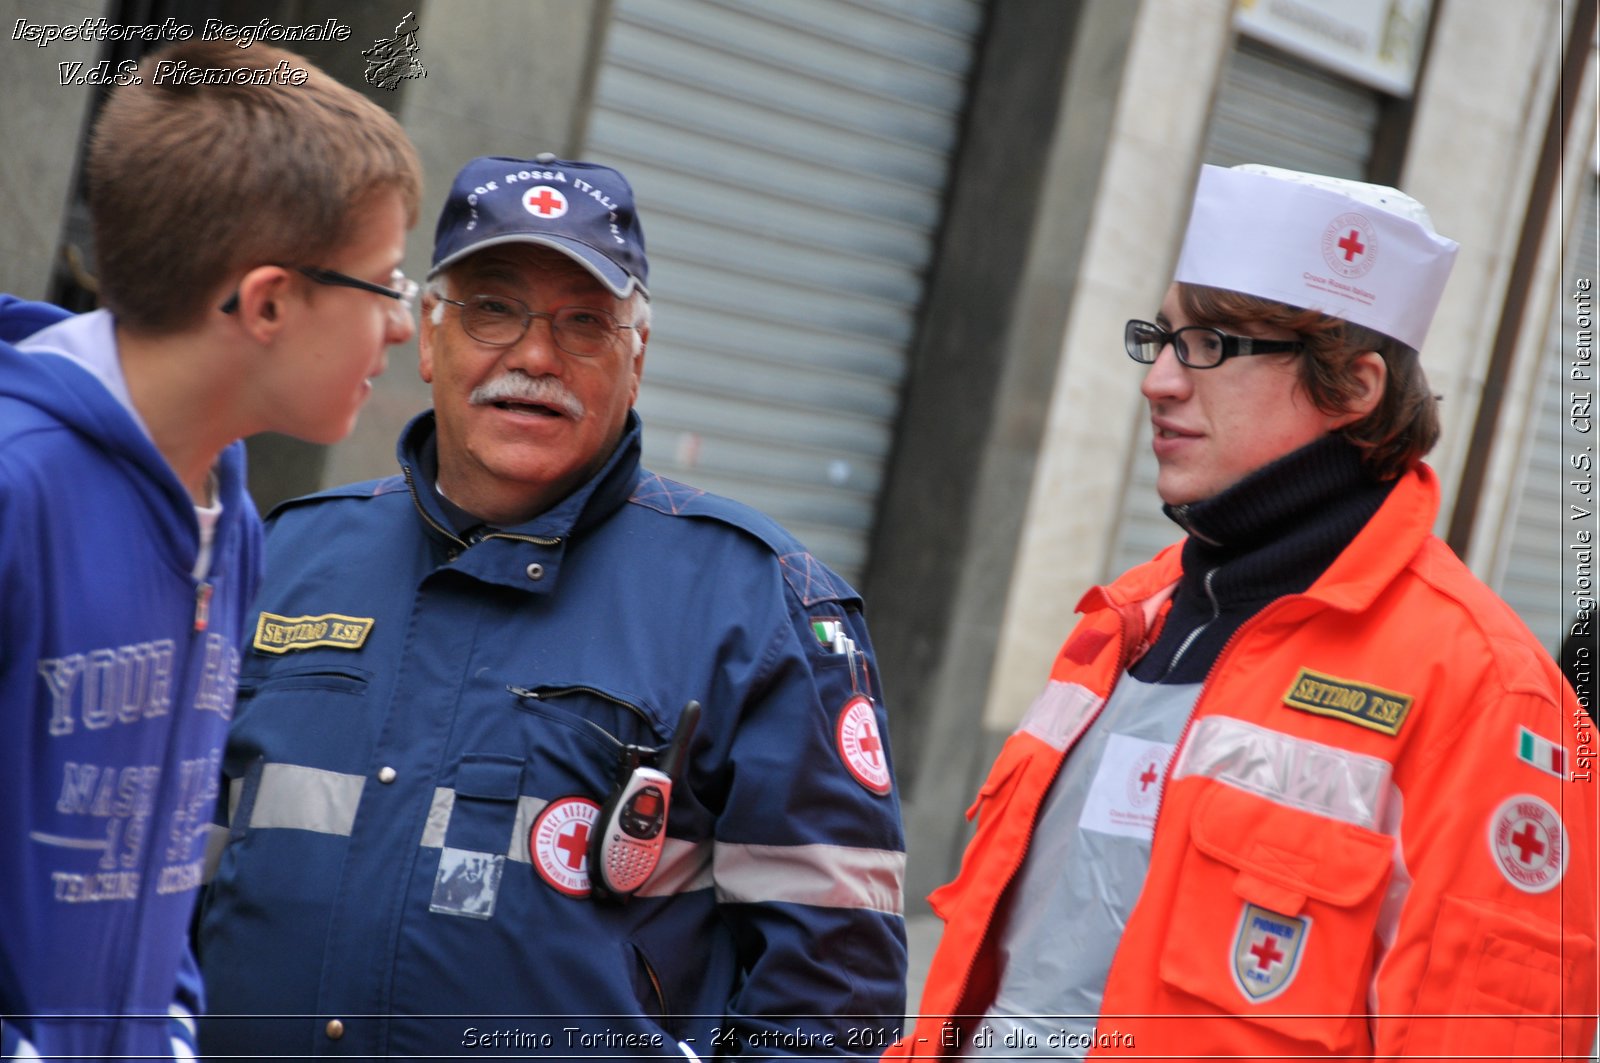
[0,38,420,1061]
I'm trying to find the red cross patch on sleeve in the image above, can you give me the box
[836,695,891,796]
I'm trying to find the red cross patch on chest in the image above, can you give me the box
[1232,902,1311,1003]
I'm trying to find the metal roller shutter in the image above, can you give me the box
[1493,179,1599,648]
[1108,38,1383,578]
[583,0,985,582]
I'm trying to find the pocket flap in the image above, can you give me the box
[965,739,1030,821]
[1191,782,1392,910]
[454,755,525,801]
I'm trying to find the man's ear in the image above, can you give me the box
[230,266,293,342]
[627,325,648,406]
[1332,350,1387,428]
[418,296,436,384]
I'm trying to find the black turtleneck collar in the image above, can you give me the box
[1130,433,1397,684]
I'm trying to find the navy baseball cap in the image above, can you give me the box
[429,153,648,299]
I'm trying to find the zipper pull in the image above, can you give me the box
[194,582,213,632]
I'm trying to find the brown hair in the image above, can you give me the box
[86,39,421,332]
[1177,282,1440,480]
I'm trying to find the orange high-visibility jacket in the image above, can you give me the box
[891,465,1597,1059]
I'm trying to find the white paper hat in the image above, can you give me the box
[1173,164,1459,351]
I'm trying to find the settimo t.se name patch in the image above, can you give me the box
[253,611,374,654]
[1281,667,1412,736]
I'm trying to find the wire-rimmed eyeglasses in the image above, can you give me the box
[437,293,639,358]
[1124,318,1302,369]
[219,267,418,315]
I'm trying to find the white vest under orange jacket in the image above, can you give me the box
[890,465,1598,1060]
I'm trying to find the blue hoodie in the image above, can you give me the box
[0,298,261,1059]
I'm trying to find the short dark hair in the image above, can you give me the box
[87,39,421,333]
[1177,282,1440,480]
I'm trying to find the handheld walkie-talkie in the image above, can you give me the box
[590,700,700,902]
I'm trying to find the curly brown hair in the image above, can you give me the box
[1177,283,1440,480]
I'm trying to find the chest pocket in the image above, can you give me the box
[1158,781,1394,1051]
[442,755,526,853]
[508,682,668,797]
[227,662,374,779]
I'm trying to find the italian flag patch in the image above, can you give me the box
[1517,726,1567,779]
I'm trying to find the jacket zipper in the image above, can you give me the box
[1158,566,1219,681]
[482,530,560,547]
[403,465,466,548]
[123,572,220,1017]
[193,581,213,632]
[507,685,660,752]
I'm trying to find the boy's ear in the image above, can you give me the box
[230,266,293,341]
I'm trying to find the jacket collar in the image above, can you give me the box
[397,408,644,548]
[1304,461,1437,612]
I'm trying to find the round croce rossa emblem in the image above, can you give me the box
[1320,211,1378,278]
[530,796,600,897]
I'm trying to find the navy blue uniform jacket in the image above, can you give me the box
[198,410,907,1057]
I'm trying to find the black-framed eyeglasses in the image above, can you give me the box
[1124,319,1302,369]
[219,266,418,314]
[437,293,639,358]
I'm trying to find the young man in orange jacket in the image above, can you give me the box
[891,165,1597,1059]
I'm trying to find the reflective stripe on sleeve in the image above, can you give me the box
[248,763,365,835]
[1170,715,1393,830]
[639,839,714,895]
[714,842,904,914]
[1018,680,1102,752]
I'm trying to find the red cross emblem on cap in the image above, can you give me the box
[523,185,568,219]
[1321,212,1377,278]
[1336,229,1365,261]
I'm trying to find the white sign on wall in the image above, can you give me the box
[1235,0,1433,97]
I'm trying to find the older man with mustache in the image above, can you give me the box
[196,155,908,1059]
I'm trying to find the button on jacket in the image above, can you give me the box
[198,410,907,1057]
[891,464,1597,1059]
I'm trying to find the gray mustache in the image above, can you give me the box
[469,373,585,418]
